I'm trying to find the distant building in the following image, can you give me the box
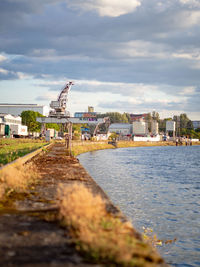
[0,113,21,125]
[74,106,100,121]
[130,113,149,122]
[88,106,94,113]
[132,121,148,136]
[0,113,28,137]
[0,104,49,116]
[166,120,176,132]
[151,120,159,135]
[109,123,132,135]
[192,121,200,129]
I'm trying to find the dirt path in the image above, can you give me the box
[0,143,108,266]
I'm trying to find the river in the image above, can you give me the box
[78,145,200,267]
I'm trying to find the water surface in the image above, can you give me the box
[78,145,200,267]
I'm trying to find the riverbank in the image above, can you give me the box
[0,143,167,266]
[72,140,200,156]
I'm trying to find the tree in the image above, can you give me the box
[46,123,60,131]
[97,112,129,124]
[152,111,160,122]
[180,113,190,129]
[21,110,43,132]
[21,110,61,133]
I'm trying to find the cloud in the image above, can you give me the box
[0,55,7,62]
[35,91,58,101]
[0,68,20,80]
[66,0,141,17]
[179,0,200,8]
[0,0,200,119]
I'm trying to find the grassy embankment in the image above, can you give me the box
[0,138,47,201]
[71,141,114,156]
[72,140,200,156]
[0,138,48,166]
[71,140,175,156]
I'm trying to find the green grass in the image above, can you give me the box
[0,138,48,166]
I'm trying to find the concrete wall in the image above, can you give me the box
[133,135,161,142]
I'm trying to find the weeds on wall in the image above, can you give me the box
[58,183,164,266]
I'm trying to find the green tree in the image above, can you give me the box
[97,112,129,124]
[46,123,60,131]
[21,111,61,132]
[21,110,43,132]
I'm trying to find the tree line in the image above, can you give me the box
[21,110,200,139]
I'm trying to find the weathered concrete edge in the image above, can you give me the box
[75,150,169,266]
[0,142,53,171]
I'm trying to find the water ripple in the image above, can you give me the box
[78,146,200,267]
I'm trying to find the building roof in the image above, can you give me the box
[0,103,45,107]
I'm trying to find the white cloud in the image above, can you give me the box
[115,40,169,59]
[176,11,200,27]
[179,86,196,95]
[0,55,7,62]
[179,0,200,8]
[66,0,141,17]
[0,68,9,75]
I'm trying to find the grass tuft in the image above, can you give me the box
[58,184,163,266]
[0,161,39,200]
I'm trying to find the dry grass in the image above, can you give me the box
[58,184,163,266]
[71,140,177,157]
[117,141,174,148]
[0,161,39,200]
[71,142,114,156]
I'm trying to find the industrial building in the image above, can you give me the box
[74,106,100,122]
[132,121,149,136]
[0,104,49,117]
[109,123,132,136]
[0,113,27,137]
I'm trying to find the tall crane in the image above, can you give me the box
[49,81,74,117]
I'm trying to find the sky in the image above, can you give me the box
[0,0,200,119]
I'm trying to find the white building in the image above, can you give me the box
[0,113,21,125]
[166,120,176,132]
[0,113,28,136]
[0,104,49,117]
[132,121,148,135]
[109,123,132,135]
[151,120,159,135]
[192,121,200,129]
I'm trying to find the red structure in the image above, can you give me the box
[129,113,149,122]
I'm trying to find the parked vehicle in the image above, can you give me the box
[10,124,28,137]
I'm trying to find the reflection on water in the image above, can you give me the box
[78,146,200,267]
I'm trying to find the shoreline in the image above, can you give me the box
[72,140,200,156]
[0,142,168,266]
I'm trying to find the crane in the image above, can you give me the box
[49,81,74,117]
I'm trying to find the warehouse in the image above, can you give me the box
[0,114,27,137]
[0,104,49,117]
[109,123,132,136]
